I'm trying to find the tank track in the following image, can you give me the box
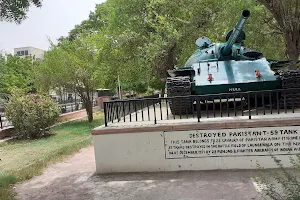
[166,76,193,115]
[278,70,300,108]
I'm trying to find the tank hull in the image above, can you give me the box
[191,80,280,95]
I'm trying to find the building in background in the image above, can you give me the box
[14,46,44,60]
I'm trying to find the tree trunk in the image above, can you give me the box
[161,86,165,97]
[85,100,93,122]
[160,78,166,97]
[284,33,300,69]
[76,87,94,122]
[155,43,177,80]
[257,0,300,69]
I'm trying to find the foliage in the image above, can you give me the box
[257,0,300,67]
[33,0,298,96]
[58,0,287,94]
[34,37,100,122]
[212,0,285,60]
[0,0,42,23]
[0,93,10,112]
[5,91,60,139]
[0,55,36,94]
[255,155,300,200]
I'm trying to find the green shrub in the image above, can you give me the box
[255,155,300,200]
[5,92,60,139]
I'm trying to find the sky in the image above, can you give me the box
[0,0,106,54]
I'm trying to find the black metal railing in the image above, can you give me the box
[59,100,99,114]
[59,101,84,114]
[0,114,3,129]
[104,94,160,125]
[104,88,300,127]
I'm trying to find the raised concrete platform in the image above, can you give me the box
[0,126,13,139]
[92,106,300,174]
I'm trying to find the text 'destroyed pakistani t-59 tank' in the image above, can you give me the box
[166,10,300,115]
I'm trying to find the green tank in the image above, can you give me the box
[166,10,300,115]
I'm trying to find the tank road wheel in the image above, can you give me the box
[166,76,193,115]
[278,70,300,109]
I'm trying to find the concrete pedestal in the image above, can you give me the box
[92,118,300,174]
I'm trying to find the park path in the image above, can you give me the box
[14,104,300,200]
[15,145,265,200]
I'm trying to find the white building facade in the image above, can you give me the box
[14,47,44,60]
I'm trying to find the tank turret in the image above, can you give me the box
[221,10,250,57]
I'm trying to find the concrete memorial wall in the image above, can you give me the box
[164,127,300,159]
[92,120,300,174]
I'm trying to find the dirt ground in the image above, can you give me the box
[15,146,266,200]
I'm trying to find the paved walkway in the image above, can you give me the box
[14,105,300,200]
[15,146,268,200]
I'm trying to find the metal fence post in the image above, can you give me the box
[248,93,251,119]
[0,115,2,129]
[197,97,201,122]
[104,102,108,127]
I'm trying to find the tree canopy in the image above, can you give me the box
[36,0,295,95]
[0,0,42,23]
[0,54,35,94]
[77,0,286,90]
[29,0,300,122]
[257,0,300,67]
[35,37,102,122]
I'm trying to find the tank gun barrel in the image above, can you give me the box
[222,10,250,56]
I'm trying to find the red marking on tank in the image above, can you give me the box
[255,70,261,78]
[208,74,213,81]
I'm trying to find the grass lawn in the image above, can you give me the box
[0,111,104,200]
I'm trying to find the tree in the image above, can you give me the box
[95,0,285,89]
[0,0,42,23]
[90,0,224,93]
[95,0,281,92]
[68,7,108,41]
[0,55,35,94]
[55,0,290,95]
[35,37,102,122]
[258,0,300,67]
[208,0,285,60]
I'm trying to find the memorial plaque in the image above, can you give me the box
[163,126,300,159]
